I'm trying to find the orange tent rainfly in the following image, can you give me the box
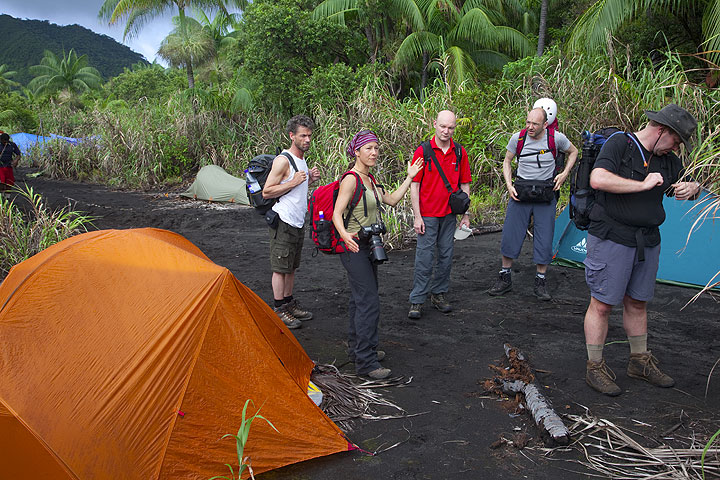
[0,228,349,479]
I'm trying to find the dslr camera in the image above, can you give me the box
[358,222,388,264]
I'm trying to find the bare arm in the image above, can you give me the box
[458,183,470,228]
[503,150,518,201]
[411,181,424,235]
[332,175,360,253]
[553,142,578,190]
[590,168,663,193]
[381,159,424,207]
[262,155,307,199]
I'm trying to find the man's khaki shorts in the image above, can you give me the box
[269,219,305,273]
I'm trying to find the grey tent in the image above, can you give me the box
[181,165,250,204]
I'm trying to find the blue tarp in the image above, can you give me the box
[10,132,84,154]
[552,189,720,289]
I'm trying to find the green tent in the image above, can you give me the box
[181,165,250,204]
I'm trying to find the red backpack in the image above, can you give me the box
[308,170,376,254]
[515,125,566,175]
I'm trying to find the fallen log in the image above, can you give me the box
[499,344,570,446]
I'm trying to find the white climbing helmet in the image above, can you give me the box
[533,97,557,126]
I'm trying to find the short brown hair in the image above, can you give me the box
[286,115,315,134]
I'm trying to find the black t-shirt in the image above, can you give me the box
[588,133,683,247]
[0,141,21,168]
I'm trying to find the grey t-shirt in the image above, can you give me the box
[506,130,571,180]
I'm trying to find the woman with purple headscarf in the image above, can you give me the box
[332,129,423,379]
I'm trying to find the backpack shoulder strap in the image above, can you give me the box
[516,129,528,157]
[421,140,432,172]
[340,171,365,229]
[547,128,557,159]
[453,141,462,172]
[280,151,299,173]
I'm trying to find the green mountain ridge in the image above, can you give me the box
[0,14,148,86]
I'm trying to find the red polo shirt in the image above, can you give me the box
[412,137,472,217]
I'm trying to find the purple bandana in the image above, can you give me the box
[346,130,379,159]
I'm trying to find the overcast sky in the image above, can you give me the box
[4,1,233,65]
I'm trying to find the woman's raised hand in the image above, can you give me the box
[408,158,424,179]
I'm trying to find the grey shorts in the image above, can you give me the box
[583,234,660,305]
[269,219,305,273]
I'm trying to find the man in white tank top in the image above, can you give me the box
[263,115,321,328]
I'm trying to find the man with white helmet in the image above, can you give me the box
[489,101,578,300]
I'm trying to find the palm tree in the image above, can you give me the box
[28,50,103,96]
[567,0,720,63]
[537,0,548,56]
[158,15,216,88]
[0,65,20,92]
[312,0,425,63]
[99,0,245,88]
[393,0,533,92]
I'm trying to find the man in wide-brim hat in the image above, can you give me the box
[581,104,702,397]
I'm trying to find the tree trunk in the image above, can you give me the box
[537,0,548,57]
[365,25,377,63]
[186,63,195,89]
[421,50,429,99]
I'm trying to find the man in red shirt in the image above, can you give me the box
[408,110,472,319]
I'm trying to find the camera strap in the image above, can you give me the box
[351,178,384,226]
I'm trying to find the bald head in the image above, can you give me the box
[525,108,548,140]
[434,110,457,146]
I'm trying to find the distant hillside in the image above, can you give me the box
[0,14,148,86]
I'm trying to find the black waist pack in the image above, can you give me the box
[449,190,471,214]
[514,178,554,203]
[264,209,280,229]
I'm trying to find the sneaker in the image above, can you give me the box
[586,359,622,396]
[488,271,512,296]
[408,303,422,319]
[349,350,386,363]
[286,299,312,321]
[365,367,392,380]
[274,305,302,329]
[533,275,551,301]
[430,293,452,313]
[627,351,675,387]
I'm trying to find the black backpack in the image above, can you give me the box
[569,128,628,230]
[245,152,298,215]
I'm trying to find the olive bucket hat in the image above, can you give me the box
[645,104,697,152]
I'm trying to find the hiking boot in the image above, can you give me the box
[488,271,512,296]
[349,350,386,363]
[286,299,312,321]
[274,305,302,329]
[627,351,675,388]
[533,276,551,301]
[408,303,422,319]
[586,359,622,396]
[365,367,392,380]
[430,293,452,313]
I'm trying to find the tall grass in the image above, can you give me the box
[23,47,720,246]
[0,185,94,277]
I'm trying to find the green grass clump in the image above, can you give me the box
[0,185,94,277]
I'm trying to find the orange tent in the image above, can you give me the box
[0,228,349,479]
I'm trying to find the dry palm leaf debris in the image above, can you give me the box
[311,363,417,433]
[540,413,720,479]
[483,343,571,446]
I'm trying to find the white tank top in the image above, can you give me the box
[272,150,309,228]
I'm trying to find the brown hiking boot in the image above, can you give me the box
[274,305,302,329]
[586,359,622,396]
[627,351,675,387]
[286,298,312,321]
[430,293,452,313]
